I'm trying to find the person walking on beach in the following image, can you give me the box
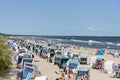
[101,59,105,72]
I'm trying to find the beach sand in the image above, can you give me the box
[33,55,60,80]
[9,52,60,80]
[8,46,120,80]
[73,48,120,80]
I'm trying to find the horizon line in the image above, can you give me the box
[4,33,120,37]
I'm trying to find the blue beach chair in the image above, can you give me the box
[21,58,33,69]
[59,56,69,68]
[80,56,87,64]
[22,65,35,80]
[69,59,78,69]
[65,59,78,74]
[76,66,90,80]
[54,55,61,65]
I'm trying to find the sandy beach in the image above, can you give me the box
[6,44,120,80]
[0,0,120,79]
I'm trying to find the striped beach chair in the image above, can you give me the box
[22,65,35,80]
[21,58,33,69]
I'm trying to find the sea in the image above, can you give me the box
[27,36,120,50]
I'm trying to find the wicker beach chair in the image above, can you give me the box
[65,59,78,74]
[76,66,90,80]
[21,58,33,69]
[22,65,35,80]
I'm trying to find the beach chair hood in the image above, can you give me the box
[69,59,78,69]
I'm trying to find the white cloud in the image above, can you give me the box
[88,27,95,32]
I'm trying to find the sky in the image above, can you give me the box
[0,0,120,36]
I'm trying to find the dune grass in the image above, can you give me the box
[0,34,12,77]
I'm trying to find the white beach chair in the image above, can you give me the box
[104,60,116,74]
[22,65,35,80]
